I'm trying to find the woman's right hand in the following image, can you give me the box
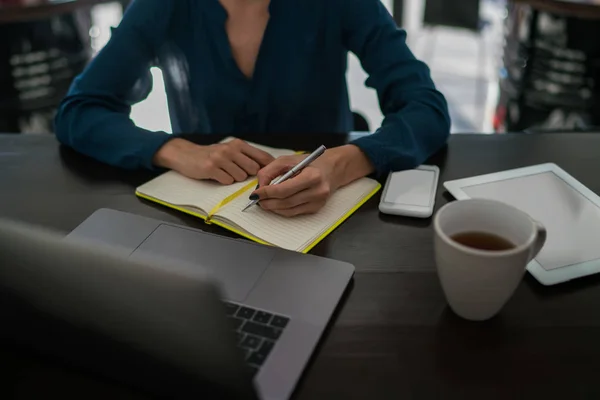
[153,138,275,184]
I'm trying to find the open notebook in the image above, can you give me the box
[135,140,381,253]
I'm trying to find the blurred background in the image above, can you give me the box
[1,0,599,135]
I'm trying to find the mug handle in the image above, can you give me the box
[529,220,547,262]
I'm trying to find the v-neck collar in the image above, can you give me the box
[208,0,279,85]
[209,0,279,21]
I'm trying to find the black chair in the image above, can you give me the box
[495,4,600,132]
[0,11,92,133]
[352,111,370,132]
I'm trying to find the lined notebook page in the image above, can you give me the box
[137,171,254,214]
[215,178,380,251]
[136,140,296,213]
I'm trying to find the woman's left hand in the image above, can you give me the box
[251,145,374,217]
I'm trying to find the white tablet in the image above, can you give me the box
[444,163,600,286]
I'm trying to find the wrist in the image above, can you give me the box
[153,138,197,169]
[325,145,375,187]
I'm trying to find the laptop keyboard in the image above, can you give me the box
[224,301,290,376]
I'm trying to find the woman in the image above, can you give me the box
[55,0,450,217]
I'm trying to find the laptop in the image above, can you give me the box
[61,208,355,399]
[0,218,257,399]
[0,212,354,399]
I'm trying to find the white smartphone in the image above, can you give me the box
[378,165,440,218]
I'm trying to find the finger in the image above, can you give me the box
[256,156,302,188]
[219,160,248,182]
[210,168,235,185]
[259,186,319,211]
[239,142,276,167]
[270,201,326,218]
[231,152,261,176]
[255,168,319,200]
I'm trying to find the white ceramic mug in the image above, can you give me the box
[433,199,546,321]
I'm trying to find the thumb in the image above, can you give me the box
[256,156,297,188]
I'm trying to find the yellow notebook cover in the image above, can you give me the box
[134,139,381,253]
[135,180,381,254]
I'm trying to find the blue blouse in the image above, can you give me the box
[54,0,450,176]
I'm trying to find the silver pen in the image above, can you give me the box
[242,145,327,212]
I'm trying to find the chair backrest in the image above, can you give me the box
[496,4,600,132]
[352,111,370,132]
[0,12,91,133]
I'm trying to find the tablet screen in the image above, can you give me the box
[462,171,600,271]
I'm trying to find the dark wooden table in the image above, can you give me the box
[2,133,600,399]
